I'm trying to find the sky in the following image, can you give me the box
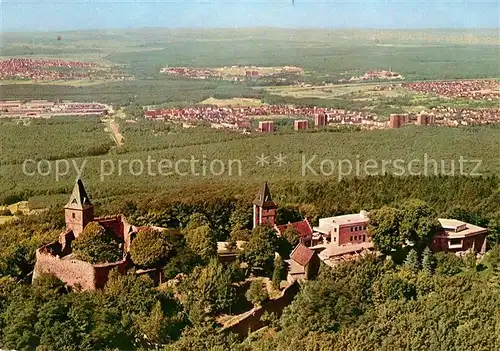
[1,0,499,32]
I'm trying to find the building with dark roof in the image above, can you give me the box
[252,182,277,228]
[275,219,314,246]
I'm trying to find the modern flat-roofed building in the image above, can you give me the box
[389,114,407,129]
[294,119,309,130]
[314,113,327,127]
[431,218,488,254]
[312,211,374,266]
[258,121,274,132]
[314,211,370,246]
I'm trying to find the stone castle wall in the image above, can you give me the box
[33,242,129,291]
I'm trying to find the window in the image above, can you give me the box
[333,237,336,242]
[354,236,357,240]
[72,213,75,219]
[334,227,337,232]
[350,236,353,241]
[363,235,366,241]
[450,238,462,246]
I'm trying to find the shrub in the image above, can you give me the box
[72,222,123,264]
[130,228,172,268]
[246,279,269,306]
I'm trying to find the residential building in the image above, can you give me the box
[258,121,275,132]
[314,113,328,127]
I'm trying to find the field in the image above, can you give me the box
[0,201,30,224]
[263,83,405,99]
[200,97,264,107]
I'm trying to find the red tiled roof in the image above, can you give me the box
[276,219,313,238]
[290,243,315,267]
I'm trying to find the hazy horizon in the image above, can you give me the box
[2,0,499,32]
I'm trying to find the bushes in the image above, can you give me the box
[246,279,269,306]
[0,208,12,216]
[434,252,464,276]
[130,227,172,268]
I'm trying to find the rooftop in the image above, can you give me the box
[65,179,92,210]
[318,242,374,259]
[437,218,487,238]
[276,219,313,238]
[252,182,276,208]
[290,243,315,267]
[314,211,369,233]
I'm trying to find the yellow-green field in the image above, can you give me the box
[213,66,301,77]
[0,79,123,87]
[261,82,407,100]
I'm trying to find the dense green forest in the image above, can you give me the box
[0,117,114,165]
[0,78,262,108]
[241,253,500,351]
[0,175,499,350]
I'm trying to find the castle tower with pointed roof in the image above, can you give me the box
[64,179,94,237]
[252,182,277,228]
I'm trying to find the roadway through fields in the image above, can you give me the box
[103,118,124,147]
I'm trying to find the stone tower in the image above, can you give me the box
[64,179,94,237]
[252,182,277,228]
